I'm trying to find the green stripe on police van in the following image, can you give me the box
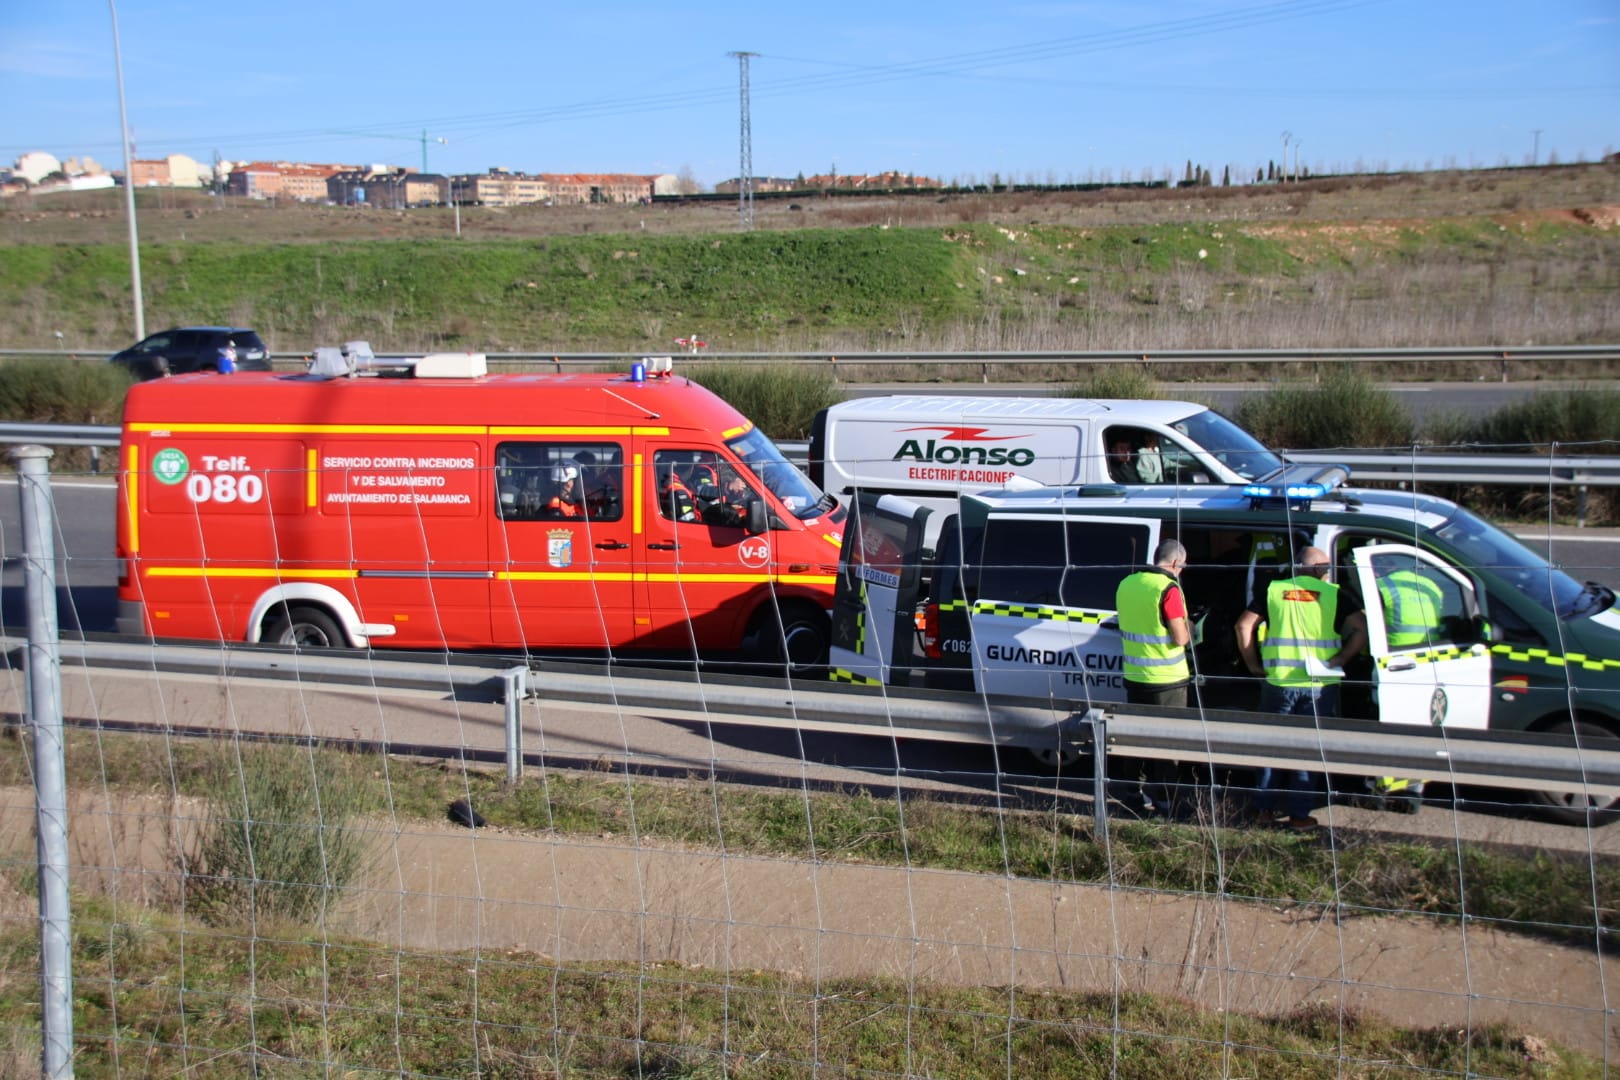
[829,668,882,685]
[972,600,1113,624]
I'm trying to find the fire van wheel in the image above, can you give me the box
[752,601,830,679]
[264,605,347,650]
[1528,716,1620,826]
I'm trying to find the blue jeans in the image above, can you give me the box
[1252,682,1338,819]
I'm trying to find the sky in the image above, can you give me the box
[2,0,1616,189]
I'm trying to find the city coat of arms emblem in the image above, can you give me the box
[547,529,573,569]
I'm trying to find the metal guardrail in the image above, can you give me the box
[1286,450,1620,488]
[4,425,1619,494]
[776,441,1620,491]
[0,423,120,448]
[5,344,1619,375]
[30,636,1620,804]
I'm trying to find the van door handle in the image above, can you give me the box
[595,540,630,550]
[1386,657,1416,672]
[648,541,679,551]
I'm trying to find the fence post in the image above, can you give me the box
[503,666,527,783]
[1085,709,1110,833]
[13,445,73,1079]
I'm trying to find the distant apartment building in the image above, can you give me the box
[14,151,62,184]
[129,154,211,188]
[329,168,447,208]
[281,164,343,201]
[542,173,660,204]
[225,162,283,199]
[712,176,800,194]
[225,161,354,200]
[458,168,550,207]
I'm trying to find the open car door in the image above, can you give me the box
[829,492,933,687]
[1353,543,1492,730]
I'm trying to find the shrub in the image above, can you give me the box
[1455,387,1620,454]
[1234,368,1415,450]
[0,358,131,424]
[687,363,844,440]
[185,741,375,925]
[1058,366,1160,400]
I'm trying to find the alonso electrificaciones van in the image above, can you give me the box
[829,467,1620,821]
[116,349,844,670]
[809,394,1285,503]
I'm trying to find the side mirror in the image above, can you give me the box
[745,498,769,535]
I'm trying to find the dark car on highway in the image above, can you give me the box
[108,327,271,380]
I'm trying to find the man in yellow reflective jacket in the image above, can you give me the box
[1234,547,1367,831]
[1115,539,1194,814]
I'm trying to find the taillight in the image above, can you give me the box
[915,602,941,659]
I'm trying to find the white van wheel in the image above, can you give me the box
[1529,716,1620,825]
[265,605,346,649]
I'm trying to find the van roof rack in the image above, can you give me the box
[307,340,488,379]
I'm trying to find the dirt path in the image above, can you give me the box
[4,789,1614,1058]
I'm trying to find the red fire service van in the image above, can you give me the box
[115,348,846,671]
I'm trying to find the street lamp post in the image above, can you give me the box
[110,0,145,341]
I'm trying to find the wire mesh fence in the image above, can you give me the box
[2,451,1617,1077]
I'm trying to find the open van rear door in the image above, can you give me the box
[1353,543,1492,730]
[829,492,933,686]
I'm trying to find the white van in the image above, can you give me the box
[808,395,1287,505]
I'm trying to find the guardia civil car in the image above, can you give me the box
[830,467,1620,823]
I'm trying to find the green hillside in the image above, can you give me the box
[3,166,1618,355]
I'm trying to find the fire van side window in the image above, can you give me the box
[496,442,623,522]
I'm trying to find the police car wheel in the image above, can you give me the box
[265,605,346,649]
[1025,746,1085,774]
[1529,716,1620,826]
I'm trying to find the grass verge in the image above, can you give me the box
[4,731,1612,944]
[0,889,1593,1078]
[0,730,1610,1074]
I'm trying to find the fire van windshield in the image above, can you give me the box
[727,429,833,520]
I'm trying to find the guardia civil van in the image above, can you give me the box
[829,467,1620,822]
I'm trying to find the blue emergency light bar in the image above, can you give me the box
[1242,463,1351,507]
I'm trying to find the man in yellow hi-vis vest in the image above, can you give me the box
[1234,547,1367,831]
[1116,539,1194,814]
[1365,562,1445,812]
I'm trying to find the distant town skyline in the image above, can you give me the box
[4,1,1616,189]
